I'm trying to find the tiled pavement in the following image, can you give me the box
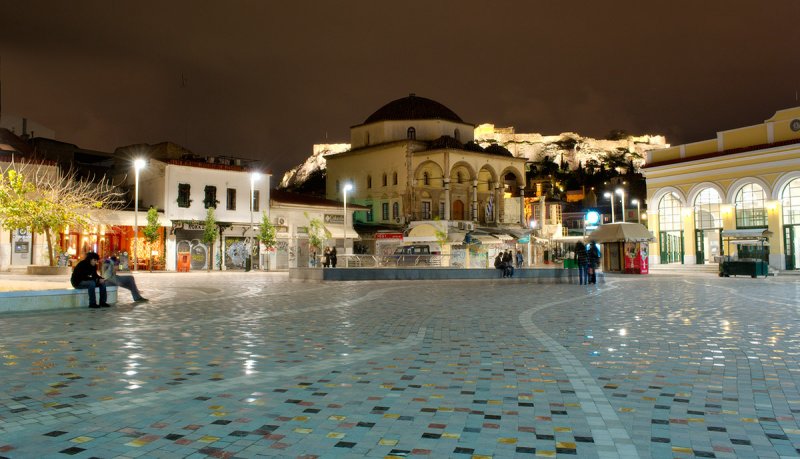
[1,272,800,458]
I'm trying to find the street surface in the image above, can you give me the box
[1,271,799,458]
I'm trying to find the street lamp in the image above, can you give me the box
[133,158,146,272]
[249,172,261,271]
[343,183,353,252]
[603,192,616,223]
[631,199,641,224]
[616,188,626,223]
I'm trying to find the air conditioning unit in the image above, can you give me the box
[276,217,286,226]
[464,222,474,231]
[457,221,465,230]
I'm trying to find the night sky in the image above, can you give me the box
[2,0,799,178]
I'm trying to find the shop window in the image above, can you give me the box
[366,205,374,222]
[226,188,236,210]
[253,190,260,212]
[177,183,192,208]
[735,183,767,228]
[382,202,389,220]
[782,178,800,225]
[658,193,682,231]
[204,186,218,209]
[439,201,445,218]
[694,188,722,229]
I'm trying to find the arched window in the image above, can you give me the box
[392,172,398,185]
[694,188,722,229]
[735,183,767,228]
[456,171,463,184]
[783,178,800,225]
[367,175,372,189]
[423,171,430,186]
[454,128,460,141]
[382,173,387,187]
[407,127,416,140]
[658,193,682,231]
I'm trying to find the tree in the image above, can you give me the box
[305,212,331,255]
[202,207,217,272]
[0,161,123,266]
[142,206,160,272]
[257,211,277,268]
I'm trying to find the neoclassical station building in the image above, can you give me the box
[644,106,800,270]
[325,94,528,239]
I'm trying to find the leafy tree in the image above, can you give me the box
[257,211,277,268]
[202,207,217,272]
[0,162,122,266]
[143,206,160,272]
[305,212,331,254]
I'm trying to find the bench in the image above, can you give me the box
[0,286,118,313]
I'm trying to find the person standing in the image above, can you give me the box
[587,241,601,284]
[323,247,330,267]
[574,242,589,285]
[515,250,524,269]
[102,256,148,302]
[330,247,338,268]
[70,252,108,308]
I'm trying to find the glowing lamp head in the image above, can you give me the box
[604,192,612,198]
[134,158,146,171]
[615,188,624,195]
[250,171,261,182]
[585,211,600,225]
[631,199,639,205]
[343,183,353,193]
[529,220,537,229]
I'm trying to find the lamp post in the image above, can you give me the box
[631,199,641,224]
[616,188,626,223]
[249,172,261,271]
[133,158,146,272]
[603,192,616,223]
[343,183,353,253]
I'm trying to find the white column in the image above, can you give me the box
[472,180,478,222]
[519,187,525,225]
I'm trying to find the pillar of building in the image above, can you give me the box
[494,183,501,223]
[767,200,784,269]
[472,180,478,223]
[519,186,525,225]
[444,178,451,220]
[681,206,696,265]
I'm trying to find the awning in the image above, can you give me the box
[90,210,172,227]
[588,222,653,243]
[447,230,466,243]
[471,235,505,245]
[492,233,515,241]
[721,229,772,239]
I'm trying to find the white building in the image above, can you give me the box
[132,158,271,271]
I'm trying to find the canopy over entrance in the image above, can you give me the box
[588,222,654,243]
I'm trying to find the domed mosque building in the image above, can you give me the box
[325,94,528,254]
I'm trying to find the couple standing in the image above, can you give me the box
[574,241,601,285]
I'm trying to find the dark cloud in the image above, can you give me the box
[2,0,798,177]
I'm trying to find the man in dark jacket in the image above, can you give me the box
[70,252,108,308]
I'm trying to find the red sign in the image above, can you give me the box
[375,232,404,240]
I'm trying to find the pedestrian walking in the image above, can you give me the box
[70,252,108,308]
[587,241,601,284]
[102,256,149,302]
[574,242,589,285]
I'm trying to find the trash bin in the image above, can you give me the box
[563,258,577,269]
[245,255,252,272]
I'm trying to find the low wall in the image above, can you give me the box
[0,286,118,313]
[290,267,589,283]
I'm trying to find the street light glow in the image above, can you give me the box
[133,158,146,272]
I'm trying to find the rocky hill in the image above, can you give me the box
[280,126,668,189]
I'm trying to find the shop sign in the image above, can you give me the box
[375,232,403,240]
[324,214,344,224]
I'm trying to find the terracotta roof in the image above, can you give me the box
[271,189,369,209]
[364,94,464,124]
[165,158,247,172]
[644,137,800,168]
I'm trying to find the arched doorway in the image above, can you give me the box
[693,188,722,264]
[658,192,684,264]
[782,178,800,270]
[452,200,465,220]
